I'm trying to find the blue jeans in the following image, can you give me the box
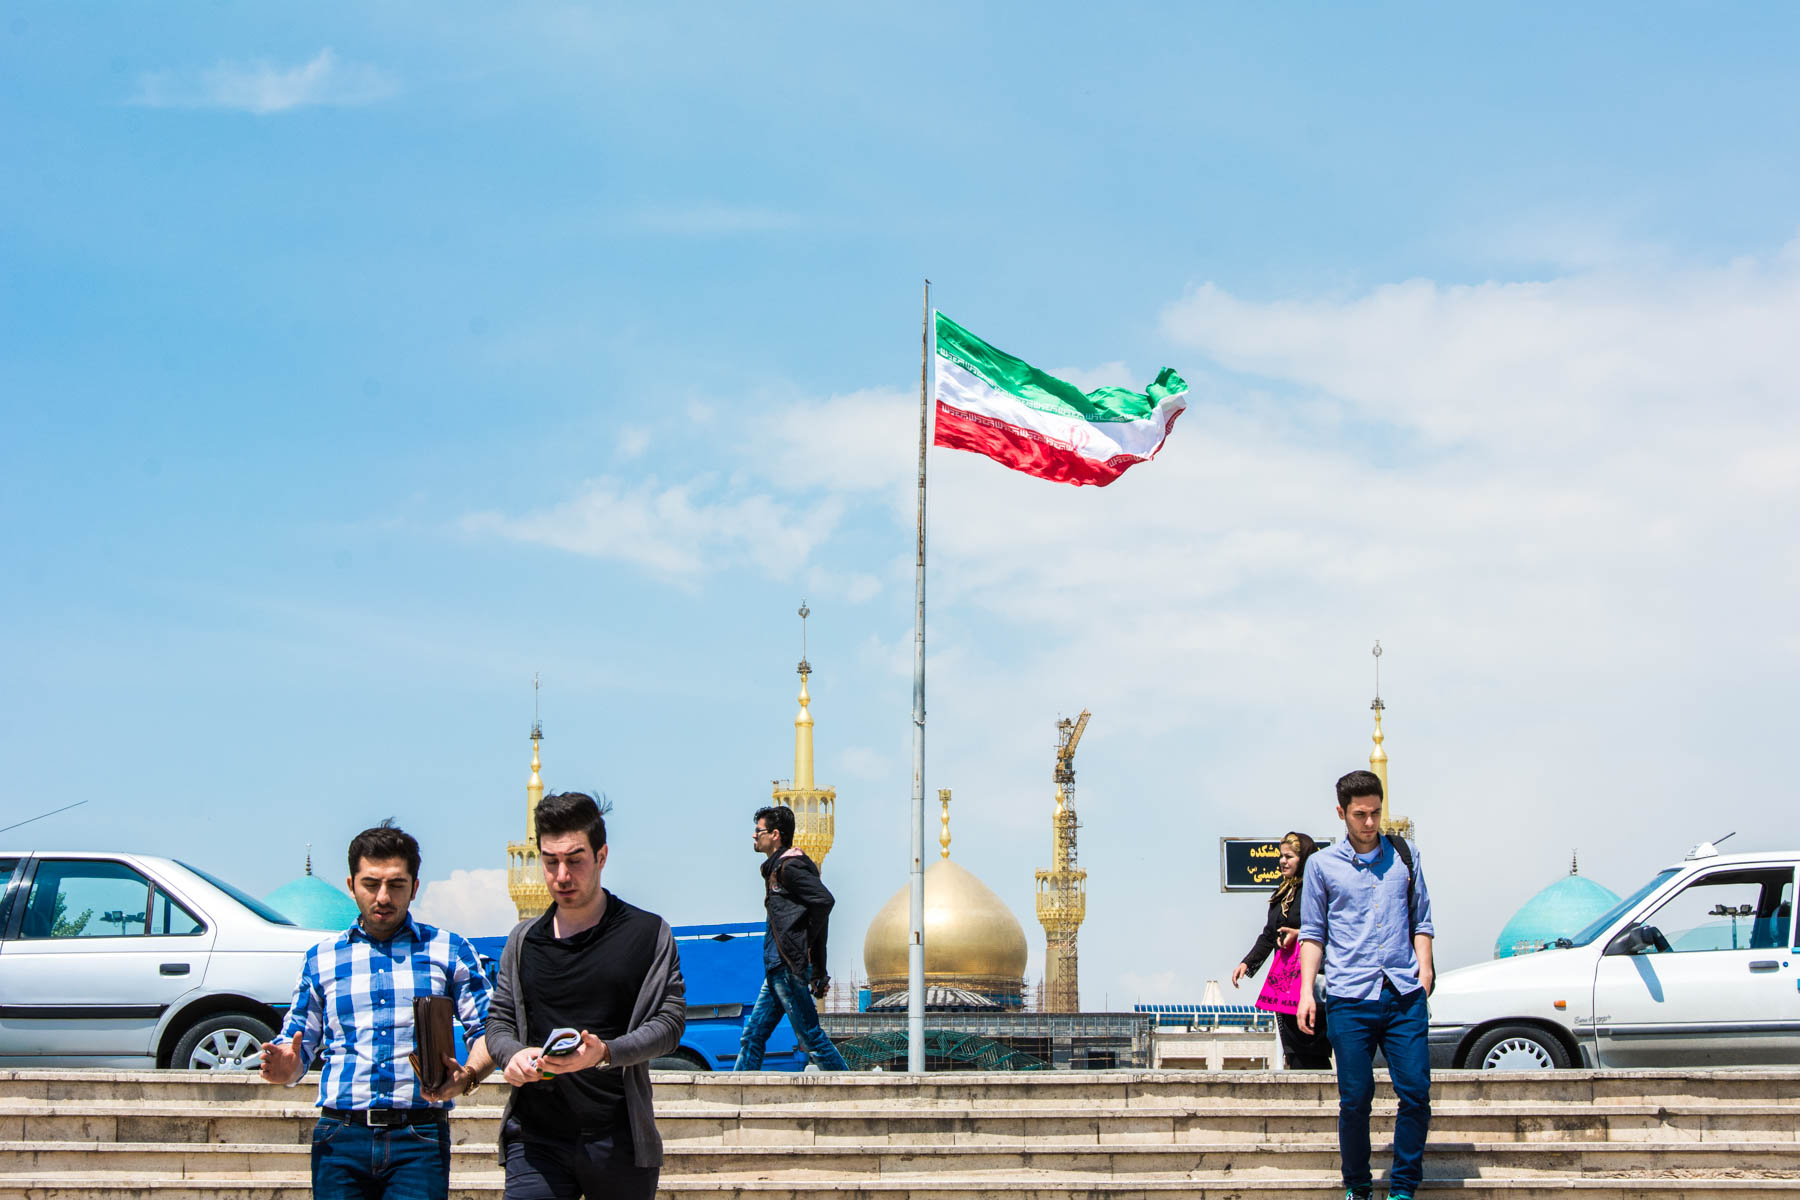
[1325,982,1431,1195]
[735,964,849,1070]
[310,1115,450,1200]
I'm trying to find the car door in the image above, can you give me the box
[0,856,216,1061]
[1592,864,1799,1067]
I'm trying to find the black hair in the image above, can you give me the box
[754,805,795,850]
[1335,769,1385,808]
[536,791,608,852]
[347,819,420,880]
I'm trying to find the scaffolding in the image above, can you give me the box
[1035,710,1090,1013]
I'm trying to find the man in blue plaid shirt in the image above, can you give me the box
[260,821,493,1200]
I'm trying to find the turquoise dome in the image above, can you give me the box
[1494,873,1621,958]
[266,875,360,931]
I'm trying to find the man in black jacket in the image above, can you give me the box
[735,804,849,1070]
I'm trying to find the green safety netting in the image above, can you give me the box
[834,1030,1048,1071]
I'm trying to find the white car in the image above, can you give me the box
[0,850,326,1070]
[1429,843,1800,1069]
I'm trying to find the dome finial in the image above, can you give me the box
[1571,849,1579,876]
[797,600,811,676]
[305,844,312,876]
[772,601,837,865]
[939,787,952,859]
[1368,640,1410,838]
[793,601,816,790]
[1369,640,1388,803]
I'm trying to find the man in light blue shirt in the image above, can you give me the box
[1298,771,1435,1200]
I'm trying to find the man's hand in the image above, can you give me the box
[1414,932,1436,997]
[539,1031,608,1075]
[810,973,831,1000]
[504,1047,544,1087]
[420,1053,480,1103]
[1230,962,1249,988]
[1296,938,1324,1034]
[258,1035,306,1086]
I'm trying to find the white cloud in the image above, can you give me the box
[1048,361,1138,394]
[132,49,397,114]
[413,868,517,939]
[617,427,652,460]
[804,565,882,605]
[461,475,844,581]
[764,388,917,497]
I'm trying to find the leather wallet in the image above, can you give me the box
[409,995,456,1092]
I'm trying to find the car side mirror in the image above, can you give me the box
[1606,925,1658,956]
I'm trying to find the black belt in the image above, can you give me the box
[322,1107,447,1128]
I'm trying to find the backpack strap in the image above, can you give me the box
[1387,835,1417,943]
[767,847,805,893]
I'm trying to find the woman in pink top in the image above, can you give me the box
[1232,832,1332,1068]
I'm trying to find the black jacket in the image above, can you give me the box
[1240,886,1302,975]
[761,849,833,978]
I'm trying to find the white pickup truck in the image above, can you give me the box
[0,850,324,1069]
[1428,843,1800,1069]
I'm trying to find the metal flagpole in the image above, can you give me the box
[908,280,931,1072]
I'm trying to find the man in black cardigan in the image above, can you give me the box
[481,792,685,1200]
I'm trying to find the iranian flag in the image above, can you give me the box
[933,312,1188,487]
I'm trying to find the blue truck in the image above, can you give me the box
[467,919,807,1071]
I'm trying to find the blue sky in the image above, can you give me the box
[5,4,1799,1004]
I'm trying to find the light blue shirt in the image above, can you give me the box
[1299,836,1435,1001]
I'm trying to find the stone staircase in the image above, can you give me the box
[2,1068,1797,1198]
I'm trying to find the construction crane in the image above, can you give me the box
[1035,709,1090,1013]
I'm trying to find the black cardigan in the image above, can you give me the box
[1240,886,1302,975]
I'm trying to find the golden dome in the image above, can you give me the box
[863,857,1029,997]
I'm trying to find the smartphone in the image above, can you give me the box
[542,1028,583,1057]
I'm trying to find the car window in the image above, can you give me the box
[176,861,296,926]
[149,887,206,936]
[0,857,19,933]
[1641,867,1794,954]
[1567,868,1679,947]
[19,859,157,939]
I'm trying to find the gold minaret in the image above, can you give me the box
[506,676,552,920]
[1035,709,1091,1013]
[1371,641,1414,839]
[772,602,836,865]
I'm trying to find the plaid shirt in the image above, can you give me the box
[278,914,490,1111]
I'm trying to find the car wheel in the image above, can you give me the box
[172,1014,275,1071]
[650,1049,710,1072]
[1466,1024,1569,1070]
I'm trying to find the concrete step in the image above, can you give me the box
[5,1068,1796,1198]
[7,1069,1800,1108]
[2,1102,1795,1146]
[2,1178,1800,1200]
[3,1139,1798,1180]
